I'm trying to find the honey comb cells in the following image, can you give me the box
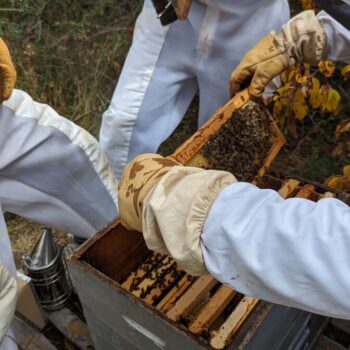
[200,101,273,182]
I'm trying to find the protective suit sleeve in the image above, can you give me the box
[201,182,350,319]
[318,10,350,62]
[143,166,236,276]
[0,263,17,344]
[0,89,118,238]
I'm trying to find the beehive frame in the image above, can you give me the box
[170,89,286,182]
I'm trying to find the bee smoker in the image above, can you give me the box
[22,227,72,311]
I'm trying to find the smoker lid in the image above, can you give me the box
[23,227,60,270]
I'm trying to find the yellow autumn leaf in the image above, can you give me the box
[295,72,308,84]
[318,60,336,77]
[273,94,279,102]
[319,85,330,111]
[276,82,293,97]
[343,165,350,176]
[324,176,343,190]
[273,97,291,127]
[293,90,308,120]
[304,63,311,76]
[287,68,296,82]
[341,65,350,79]
[312,77,320,90]
[301,86,308,98]
[309,89,321,109]
[326,88,341,113]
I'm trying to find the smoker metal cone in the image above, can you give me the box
[25,227,59,269]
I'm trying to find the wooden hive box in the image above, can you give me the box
[67,92,337,349]
[67,174,335,349]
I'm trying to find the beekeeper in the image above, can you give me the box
[100,0,290,180]
[0,41,119,350]
[118,7,350,320]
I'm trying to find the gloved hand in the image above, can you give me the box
[119,153,236,275]
[0,38,16,101]
[230,10,327,97]
[0,263,17,344]
[118,153,179,232]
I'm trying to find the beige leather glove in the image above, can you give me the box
[171,0,192,20]
[0,263,17,343]
[230,10,327,97]
[118,153,179,232]
[118,154,236,275]
[143,166,236,275]
[0,38,16,101]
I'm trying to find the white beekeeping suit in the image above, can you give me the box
[0,90,119,350]
[0,213,17,350]
[118,9,350,320]
[100,0,290,179]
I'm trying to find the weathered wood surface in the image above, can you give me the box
[314,334,347,350]
[156,275,194,312]
[167,275,217,322]
[189,285,237,335]
[296,184,316,199]
[210,296,259,350]
[278,179,300,198]
[12,316,57,350]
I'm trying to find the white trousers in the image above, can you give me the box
[0,208,17,350]
[0,90,119,348]
[100,0,290,179]
[0,328,17,350]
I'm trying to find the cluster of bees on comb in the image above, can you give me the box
[201,101,273,182]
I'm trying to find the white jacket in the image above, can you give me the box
[143,11,350,319]
[202,12,350,318]
[0,263,16,344]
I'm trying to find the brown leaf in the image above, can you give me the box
[335,119,350,139]
[287,117,298,138]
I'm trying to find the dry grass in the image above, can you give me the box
[1,0,142,136]
[6,215,72,267]
[3,0,143,268]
